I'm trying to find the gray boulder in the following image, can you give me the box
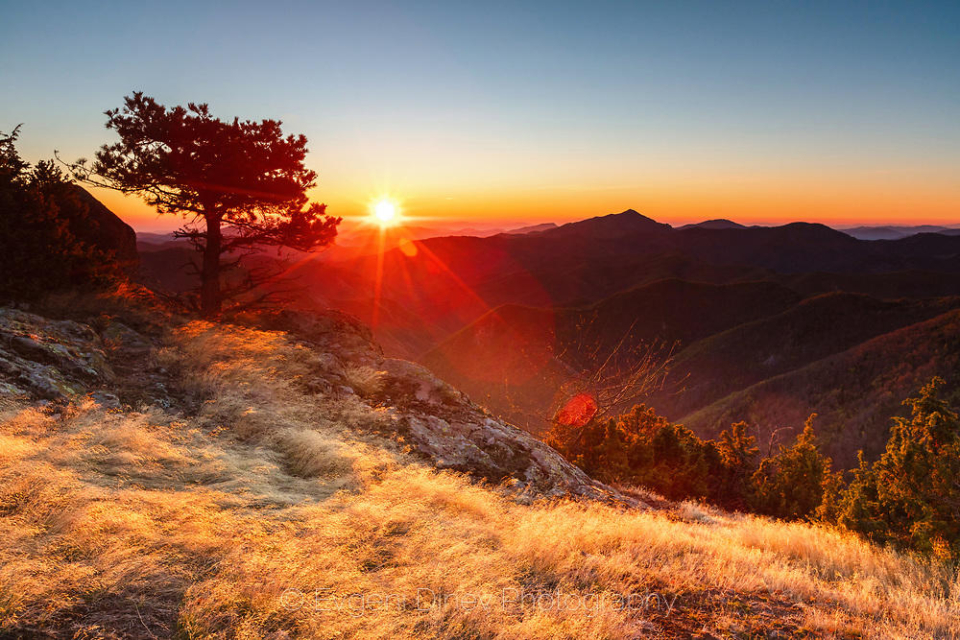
[372,358,625,502]
[0,307,114,399]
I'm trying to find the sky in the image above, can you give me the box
[2,0,958,231]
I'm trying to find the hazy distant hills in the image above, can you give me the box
[679,220,960,240]
[839,225,960,241]
[139,210,960,308]
[137,209,960,466]
[674,220,960,240]
[503,222,558,235]
[136,231,187,251]
[407,211,960,468]
[428,210,960,278]
[544,208,672,240]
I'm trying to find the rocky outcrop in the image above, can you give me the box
[375,359,628,502]
[244,309,632,504]
[0,306,167,407]
[1,304,631,504]
[67,185,139,274]
[376,358,620,502]
[0,308,114,399]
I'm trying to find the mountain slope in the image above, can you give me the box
[139,209,960,363]
[782,270,960,299]
[423,279,802,433]
[284,211,960,352]
[573,278,801,355]
[651,292,960,421]
[681,308,960,467]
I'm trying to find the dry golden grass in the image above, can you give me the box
[1,320,957,638]
[342,364,387,398]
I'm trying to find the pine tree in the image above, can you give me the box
[716,421,759,510]
[835,451,887,540]
[843,378,960,558]
[750,414,834,520]
[72,93,339,316]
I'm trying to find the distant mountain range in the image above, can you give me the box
[673,220,960,240]
[138,209,960,467]
[838,225,960,241]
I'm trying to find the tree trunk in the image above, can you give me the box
[200,213,222,318]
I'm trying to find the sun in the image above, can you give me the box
[371,198,401,227]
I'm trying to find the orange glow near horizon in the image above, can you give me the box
[91,173,960,234]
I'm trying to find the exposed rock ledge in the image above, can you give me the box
[0,308,114,399]
[247,309,631,504]
[1,306,633,505]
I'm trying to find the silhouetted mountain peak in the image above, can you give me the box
[549,209,671,238]
[678,219,746,230]
[776,221,859,240]
[614,208,659,222]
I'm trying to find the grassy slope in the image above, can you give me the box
[1,321,958,638]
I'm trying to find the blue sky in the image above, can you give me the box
[2,0,958,228]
